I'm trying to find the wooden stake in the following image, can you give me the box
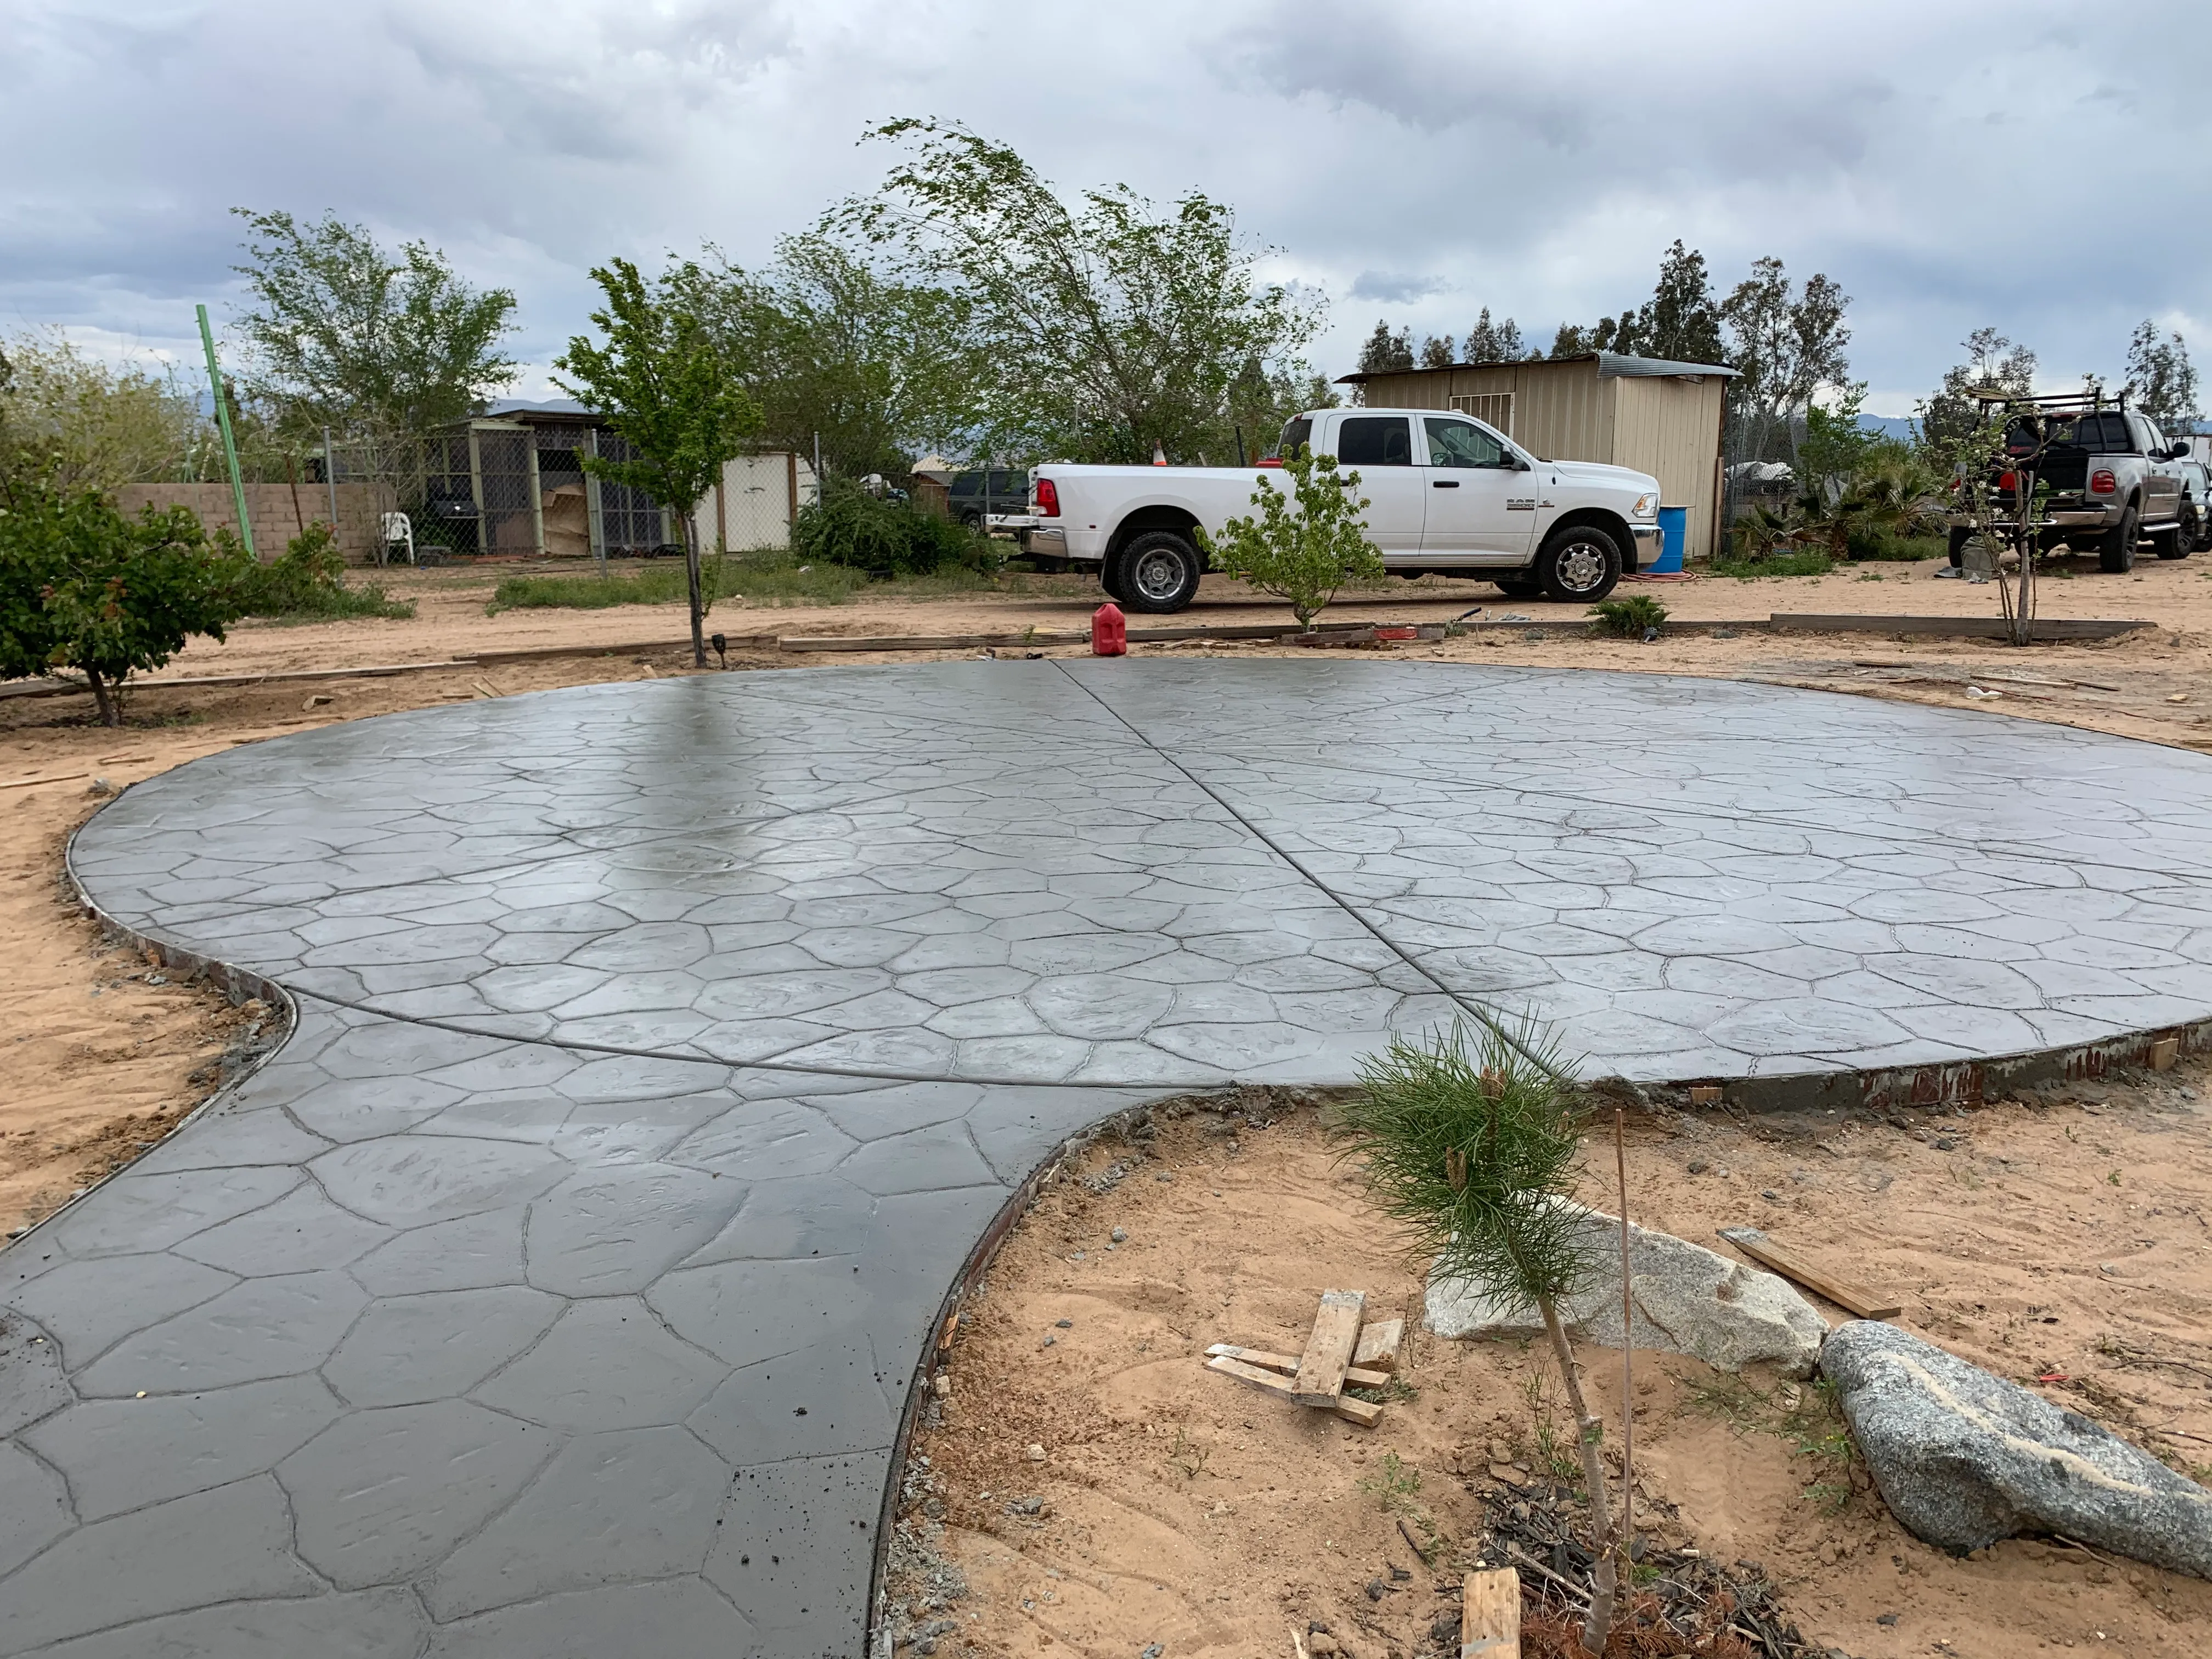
[1461,1566,1521,1657]
[1615,1108,1634,1577]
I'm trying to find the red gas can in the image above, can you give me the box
[1091,601,1126,657]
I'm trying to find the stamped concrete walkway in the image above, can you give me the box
[9,659,2212,1657]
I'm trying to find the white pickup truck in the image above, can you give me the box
[1019,407,1664,612]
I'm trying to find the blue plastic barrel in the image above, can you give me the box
[1653,506,1688,573]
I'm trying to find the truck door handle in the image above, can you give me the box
[1431,480,1459,488]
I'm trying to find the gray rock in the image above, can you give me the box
[1821,1321,2212,1577]
[1425,1202,1829,1376]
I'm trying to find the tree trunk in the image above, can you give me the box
[86,665,119,729]
[681,512,707,669]
[1538,1295,1616,1654]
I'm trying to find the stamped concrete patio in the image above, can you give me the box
[9,658,2212,1657]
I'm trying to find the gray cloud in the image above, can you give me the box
[1350,271,1449,303]
[5,0,2212,414]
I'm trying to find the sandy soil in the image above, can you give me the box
[77,542,2212,684]
[895,1088,2212,1659]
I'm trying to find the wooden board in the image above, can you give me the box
[1353,1318,1404,1374]
[1771,613,2151,642]
[1204,1343,1388,1388]
[1204,1355,1382,1426]
[1292,1289,1366,1407]
[1718,1227,1902,1320]
[1461,1566,1521,1657]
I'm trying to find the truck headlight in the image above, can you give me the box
[1632,492,1660,518]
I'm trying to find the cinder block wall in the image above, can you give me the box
[114,483,390,565]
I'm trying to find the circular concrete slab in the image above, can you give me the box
[70,659,2212,1088]
[8,658,2212,1657]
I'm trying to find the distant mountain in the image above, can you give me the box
[1858,414,1916,441]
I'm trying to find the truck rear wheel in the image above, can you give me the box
[1108,530,1204,613]
[2100,506,2139,574]
[1534,524,1622,603]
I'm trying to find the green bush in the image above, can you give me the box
[234,523,415,621]
[1844,529,1945,563]
[0,474,248,724]
[791,476,982,578]
[1587,594,1668,637]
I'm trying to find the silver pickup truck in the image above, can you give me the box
[1022,408,1663,612]
[1948,400,2194,573]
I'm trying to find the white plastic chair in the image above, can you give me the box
[380,511,415,566]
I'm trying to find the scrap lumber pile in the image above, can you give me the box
[1203,1289,1403,1427]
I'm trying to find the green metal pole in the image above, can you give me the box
[196,304,255,558]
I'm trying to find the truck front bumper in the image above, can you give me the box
[1629,522,1660,568]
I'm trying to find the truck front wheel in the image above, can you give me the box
[2100,506,2139,574]
[1534,524,1622,603]
[2154,515,2193,559]
[1109,531,1204,613]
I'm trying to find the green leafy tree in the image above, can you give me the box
[0,331,210,490]
[555,257,763,666]
[1333,1020,1617,1653]
[2125,321,2200,432]
[669,233,979,482]
[0,470,247,725]
[1463,308,1526,363]
[1915,328,2036,466]
[1199,445,1383,628]
[1357,320,1415,375]
[1418,332,1456,369]
[1721,257,1851,462]
[839,120,1319,464]
[230,209,519,441]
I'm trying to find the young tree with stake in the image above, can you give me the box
[555,259,761,667]
[1335,1020,1620,1654]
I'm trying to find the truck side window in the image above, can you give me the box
[1276,417,1312,460]
[1423,417,1508,468]
[1337,416,1414,466]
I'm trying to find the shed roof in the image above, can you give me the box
[1336,350,1739,385]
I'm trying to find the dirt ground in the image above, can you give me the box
[5,555,2212,1654]
[896,1087,2212,1659]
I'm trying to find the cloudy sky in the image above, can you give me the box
[7,0,2209,416]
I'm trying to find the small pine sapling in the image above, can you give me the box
[1334,1019,1618,1654]
[1198,445,1384,630]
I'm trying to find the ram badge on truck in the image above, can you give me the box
[1019,408,1664,612]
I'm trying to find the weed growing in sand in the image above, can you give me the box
[1521,1370,1583,1482]
[1166,1425,1210,1481]
[1347,1374,1420,1406]
[1357,1451,1422,1514]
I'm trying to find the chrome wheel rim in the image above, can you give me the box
[1132,548,1187,601]
[1555,539,1607,593]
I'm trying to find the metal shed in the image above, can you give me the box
[1338,352,1739,560]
